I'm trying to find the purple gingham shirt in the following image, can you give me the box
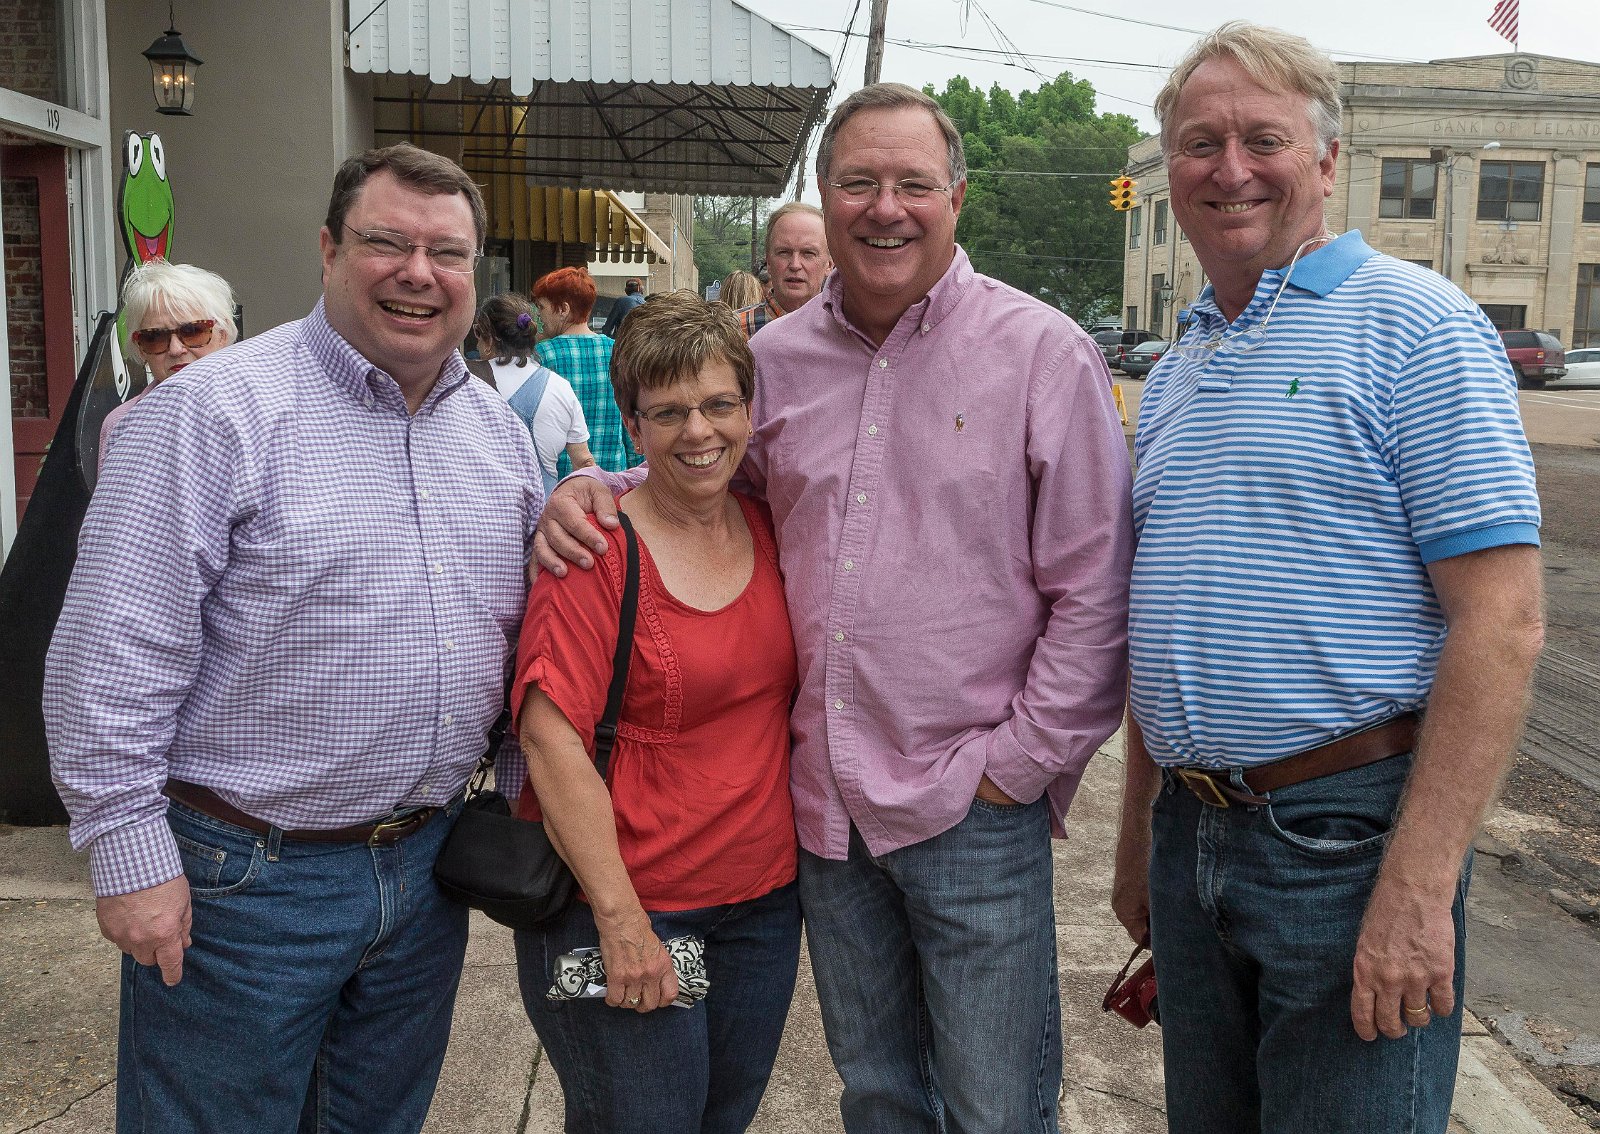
[45,301,541,897]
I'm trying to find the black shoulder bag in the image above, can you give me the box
[433,513,640,931]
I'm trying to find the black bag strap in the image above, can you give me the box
[471,511,639,786]
[593,512,639,781]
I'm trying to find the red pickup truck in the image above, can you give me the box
[1499,329,1567,389]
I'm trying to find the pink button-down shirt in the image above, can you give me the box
[748,249,1131,858]
[585,249,1132,859]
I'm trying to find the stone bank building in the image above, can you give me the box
[1122,52,1600,350]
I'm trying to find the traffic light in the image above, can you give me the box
[1109,177,1138,211]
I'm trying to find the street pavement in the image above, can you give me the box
[1,732,1588,1133]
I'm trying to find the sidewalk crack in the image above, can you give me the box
[514,1040,546,1134]
[14,1077,115,1131]
[1071,1079,1166,1115]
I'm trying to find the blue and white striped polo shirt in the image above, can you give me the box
[1130,232,1540,769]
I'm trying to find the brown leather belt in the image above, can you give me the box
[1171,712,1419,808]
[163,779,439,845]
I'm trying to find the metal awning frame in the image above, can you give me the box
[370,74,830,196]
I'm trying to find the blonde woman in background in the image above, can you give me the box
[717,270,763,311]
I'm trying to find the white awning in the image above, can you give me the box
[348,0,834,195]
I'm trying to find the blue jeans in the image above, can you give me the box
[1149,753,1468,1134]
[797,797,1061,1134]
[514,880,801,1134]
[116,798,469,1134]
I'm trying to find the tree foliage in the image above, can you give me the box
[693,197,772,289]
[928,73,1145,324]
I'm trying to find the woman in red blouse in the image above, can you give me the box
[510,291,799,1134]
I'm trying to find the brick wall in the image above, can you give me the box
[4,175,48,419]
[0,0,60,103]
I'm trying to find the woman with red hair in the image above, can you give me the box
[533,267,640,472]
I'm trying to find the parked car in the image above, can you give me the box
[1561,346,1600,383]
[1095,328,1159,371]
[1119,339,1170,377]
[1498,329,1566,388]
[1086,317,1123,333]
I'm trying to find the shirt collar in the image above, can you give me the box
[1188,231,1378,329]
[822,244,975,342]
[1283,230,1377,296]
[298,298,469,413]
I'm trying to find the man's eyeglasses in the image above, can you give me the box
[634,395,748,429]
[341,224,481,274]
[130,319,217,354]
[827,178,957,206]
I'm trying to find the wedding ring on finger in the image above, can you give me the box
[627,996,641,1006]
[1403,1003,1430,1021]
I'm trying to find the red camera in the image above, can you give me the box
[1102,934,1160,1028]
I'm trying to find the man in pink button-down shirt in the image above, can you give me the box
[538,83,1133,1134]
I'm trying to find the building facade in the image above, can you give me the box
[1123,52,1600,350]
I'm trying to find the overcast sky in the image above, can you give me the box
[740,0,1600,197]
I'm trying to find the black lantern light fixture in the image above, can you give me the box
[142,4,203,116]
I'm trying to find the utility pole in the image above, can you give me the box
[864,0,888,86]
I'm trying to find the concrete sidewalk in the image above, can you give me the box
[1,738,1587,1133]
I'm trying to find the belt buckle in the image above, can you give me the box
[367,809,428,846]
[1176,768,1232,808]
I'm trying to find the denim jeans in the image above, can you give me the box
[1149,752,1469,1134]
[796,797,1061,1134]
[116,797,469,1134]
[514,880,801,1134]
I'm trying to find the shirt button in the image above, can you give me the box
[420,488,432,500]
[843,559,854,571]
[442,713,454,725]
[855,492,868,504]
[834,631,845,642]
[921,322,931,333]
[432,562,444,574]
[876,358,888,368]
[867,425,879,436]
[833,699,845,710]
[443,639,455,651]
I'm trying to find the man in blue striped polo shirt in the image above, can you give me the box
[1111,22,1544,1134]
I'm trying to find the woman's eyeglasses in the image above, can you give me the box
[130,319,217,354]
[634,395,747,428]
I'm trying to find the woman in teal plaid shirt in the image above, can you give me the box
[533,267,643,474]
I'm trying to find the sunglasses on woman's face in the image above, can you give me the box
[130,319,217,354]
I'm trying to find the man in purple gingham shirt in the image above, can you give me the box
[537,86,1133,1134]
[44,145,539,1134]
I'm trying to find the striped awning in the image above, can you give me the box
[480,179,668,263]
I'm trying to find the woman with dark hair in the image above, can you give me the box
[533,267,641,473]
[474,293,594,496]
[512,291,800,1134]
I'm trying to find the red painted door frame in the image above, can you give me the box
[5,144,76,520]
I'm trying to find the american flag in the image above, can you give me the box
[1488,0,1519,47]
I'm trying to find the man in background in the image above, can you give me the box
[737,201,831,338]
[601,276,645,337]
